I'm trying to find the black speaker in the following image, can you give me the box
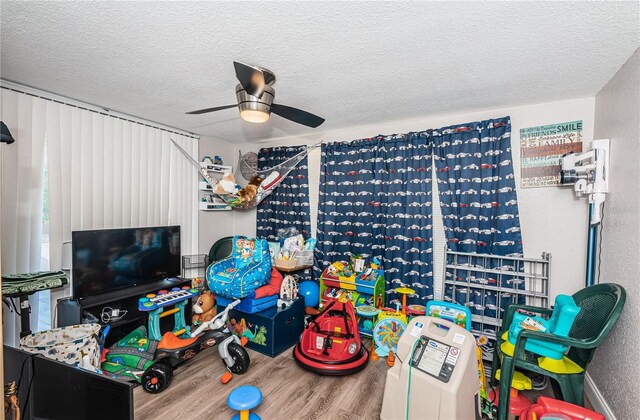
[57,298,81,327]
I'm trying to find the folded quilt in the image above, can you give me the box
[2,270,68,296]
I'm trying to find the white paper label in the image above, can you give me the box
[316,336,324,349]
[410,321,424,338]
[445,346,460,365]
[418,340,450,376]
[453,332,466,344]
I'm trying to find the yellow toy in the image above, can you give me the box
[476,335,489,399]
[394,287,415,316]
[489,369,533,415]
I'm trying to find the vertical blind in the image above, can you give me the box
[1,87,199,344]
[1,89,47,345]
[44,100,199,272]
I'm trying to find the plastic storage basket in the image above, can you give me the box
[295,250,314,267]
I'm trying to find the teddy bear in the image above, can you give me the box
[192,290,217,325]
[237,175,264,203]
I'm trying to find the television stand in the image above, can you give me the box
[58,277,193,346]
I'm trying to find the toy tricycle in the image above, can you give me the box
[103,299,250,393]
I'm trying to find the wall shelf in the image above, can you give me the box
[199,201,231,211]
[199,162,232,173]
[198,163,232,211]
[199,181,213,191]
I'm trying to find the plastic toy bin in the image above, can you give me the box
[223,297,305,357]
[295,250,314,267]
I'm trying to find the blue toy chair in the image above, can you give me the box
[504,294,581,372]
[207,236,272,299]
[228,385,262,420]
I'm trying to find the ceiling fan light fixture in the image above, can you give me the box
[185,64,324,128]
[236,83,274,124]
[240,109,270,123]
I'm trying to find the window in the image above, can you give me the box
[38,141,51,330]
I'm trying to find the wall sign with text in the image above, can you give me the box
[519,120,583,188]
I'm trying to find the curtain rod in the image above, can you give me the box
[0,80,199,139]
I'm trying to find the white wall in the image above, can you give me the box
[197,137,236,253]
[227,97,596,300]
[587,49,640,420]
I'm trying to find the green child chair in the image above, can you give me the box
[209,236,234,263]
[490,283,626,420]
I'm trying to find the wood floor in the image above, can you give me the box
[134,341,567,420]
[134,340,389,420]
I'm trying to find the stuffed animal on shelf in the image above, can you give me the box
[215,171,240,195]
[237,175,264,203]
[192,291,217,325]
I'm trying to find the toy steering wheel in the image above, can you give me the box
[373,318,407,357]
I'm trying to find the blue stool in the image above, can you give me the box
[227,385,262,420]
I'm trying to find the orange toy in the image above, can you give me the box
[386,351,395,367]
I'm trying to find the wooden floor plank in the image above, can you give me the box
[134,341,387,420]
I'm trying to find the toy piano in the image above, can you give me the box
[138,286,200,311]
[138,286,200,340]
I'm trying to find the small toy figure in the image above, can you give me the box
[351,255,366,273]
[252,326,267,346]
[192,291,217,325]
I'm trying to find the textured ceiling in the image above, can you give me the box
[1,1,638,142]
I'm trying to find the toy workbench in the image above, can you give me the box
[319,265,385,313]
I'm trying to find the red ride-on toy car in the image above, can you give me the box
[293,295,369,375]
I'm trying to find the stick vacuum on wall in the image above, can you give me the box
[559,139,610,287]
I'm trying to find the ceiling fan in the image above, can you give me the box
[186,61,325,128]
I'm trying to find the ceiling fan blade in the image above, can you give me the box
[185,104,237,115]
[270,103,325,128]
[234,61,265,97]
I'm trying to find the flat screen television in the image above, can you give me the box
[72,225,181,298]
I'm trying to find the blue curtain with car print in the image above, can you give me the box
[430,116,524,333]
[256,146,311,241]
[315,133,434,306]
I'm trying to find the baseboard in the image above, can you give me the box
[585,372,616,420]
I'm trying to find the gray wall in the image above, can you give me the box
[589,49,640,418]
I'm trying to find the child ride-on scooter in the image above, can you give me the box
[144,299,250,392]
[103,299,250,393]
